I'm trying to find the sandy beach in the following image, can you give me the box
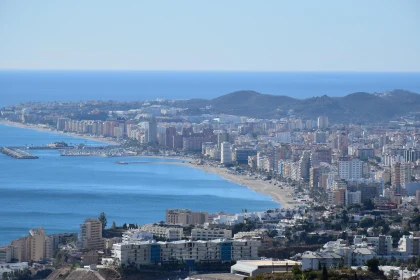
[2,120,298,209]
[188,163,302,208]
[118,158,300,208]
[0,120,119,145]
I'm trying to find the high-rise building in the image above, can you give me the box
[79,218,103,250]
[338,157,363,180]
[317,116,329,129]
[298,151,311,181]
[146,119,158,144]
[56,117,69,131]
[11,227,46,262]
[217,132,230,148]
[0,246,17,263]
[221,142,232,165]
[166,209,208,225]
[232,148,257,164]
[165,127,177,148]
[392,162,412,194]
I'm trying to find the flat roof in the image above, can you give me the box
[236,260,301,266]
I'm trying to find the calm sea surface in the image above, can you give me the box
[0,123,278,244]
[1,71,420,107]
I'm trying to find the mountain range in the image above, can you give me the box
[174,89,420,124]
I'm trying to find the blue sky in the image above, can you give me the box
[0,0,419,71]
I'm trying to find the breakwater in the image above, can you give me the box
[0,147,39,159]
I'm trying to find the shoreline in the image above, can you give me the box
[124,157,302,208]
[184,162,303,208]
[1,120,300,209]
[0,120,119,145]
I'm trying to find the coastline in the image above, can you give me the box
[0,120,119,145]
[128,157,302,208]
[1,120,300,209]
[185,162,302,209]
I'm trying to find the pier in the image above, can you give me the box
[0,147,39,159]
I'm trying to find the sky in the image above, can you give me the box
[0,0,419,72]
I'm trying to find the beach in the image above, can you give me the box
[186,162,302,208]
[1,120,298,209]
[132,158,302,208]
[0,120,119,145]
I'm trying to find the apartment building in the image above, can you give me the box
[166,209,208,225]
[79,218,103,250]
[112,239,260,266]
[140,225,183,241]
[11,227,46,262]
[338,157,363,180]
[353,235,392,256]
[191,228,232,241]
[0,246,18,263]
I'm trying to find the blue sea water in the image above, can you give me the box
[0,123,278,245]
[1,71,420,107]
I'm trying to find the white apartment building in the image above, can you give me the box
[221,142,232,164]
[338,157,363,180]
[112,239,260,266]
[191,228,232,241]
[140,225,183,241]
[122,229,153,243]
[234,229,267,240]
[353,235,392,256]
[397,235,420,257]
[212,214,245,226]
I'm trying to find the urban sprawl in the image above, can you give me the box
[2,98,420,280]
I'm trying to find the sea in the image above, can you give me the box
[1,71,420,107]
[0,123,279,245]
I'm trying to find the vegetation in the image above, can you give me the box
[98,212,107,230]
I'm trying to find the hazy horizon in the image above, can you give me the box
[1,0,419,72]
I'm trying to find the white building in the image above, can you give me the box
[139,225,183,241]
[221,142,232,164]
[212,214,245,226]
[301,251,342,270]
[112,239,260,266]
[231,260,301,277]
[397,235,420,257]
[191,228,232,241]
[122,229,153,243]
[317,116,329,129]
[353,235,392,256]
[338,157,363,180]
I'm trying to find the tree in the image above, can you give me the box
[99,212,107,230]
[366,258,380,274]
[388,269,398,279]
[111,221,117,229]
[359,218,374,228]
[363,199,375,210]
[321,264,329,280]
[292,264,302,276]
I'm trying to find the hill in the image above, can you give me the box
[175,89,419,123]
